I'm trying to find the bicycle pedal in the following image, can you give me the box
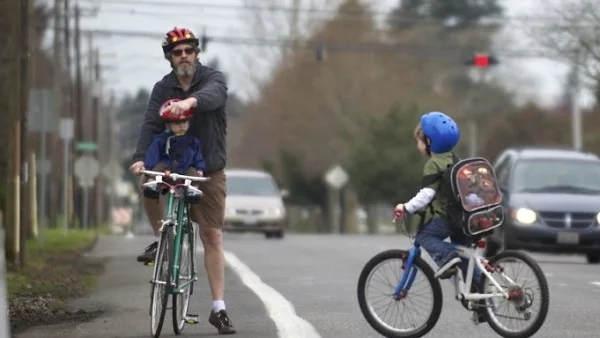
[184,314,199,324]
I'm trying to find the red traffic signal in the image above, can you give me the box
[465,53,498,68]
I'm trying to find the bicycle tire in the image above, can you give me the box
[172,220,195,334]
[481,250,549,338]
[149,230,172,338]
[357,249,443,338]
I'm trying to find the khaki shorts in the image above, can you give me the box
[140,164,226,229]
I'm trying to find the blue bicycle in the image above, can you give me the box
[357,217,549,338]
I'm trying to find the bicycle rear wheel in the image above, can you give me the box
[480,250,549,338]
[149,230,173,338]
[357,249,443,338]
[172,221,195,334]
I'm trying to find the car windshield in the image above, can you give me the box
[512,159,600,194]
[226,175,280,197]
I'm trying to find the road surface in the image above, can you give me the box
[15,232,600,338]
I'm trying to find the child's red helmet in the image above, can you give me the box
[159,98,192,122]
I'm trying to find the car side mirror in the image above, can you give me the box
[280,189,289,198]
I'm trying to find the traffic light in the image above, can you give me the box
[465,53,498,68]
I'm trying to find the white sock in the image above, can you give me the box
[155,236,160,242]
[212,300,226,312]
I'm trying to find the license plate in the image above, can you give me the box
[557,232,579,244]
[243,217,258,226]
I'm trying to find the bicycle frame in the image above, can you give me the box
[141,170,209,295]
[394,241,512,305]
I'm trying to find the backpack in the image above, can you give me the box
[425,153,505,236]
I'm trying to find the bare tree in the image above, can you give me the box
[526,0,600,94]
[236,0,361,99]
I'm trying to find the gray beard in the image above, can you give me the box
[175,62,196,77]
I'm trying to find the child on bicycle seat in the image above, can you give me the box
[393,112,482,285]
[144,98,206,186]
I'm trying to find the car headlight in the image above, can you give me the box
[512,208,537,225]
[596,212,600,225]
[225,208,237,217]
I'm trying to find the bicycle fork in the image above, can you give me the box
[393,247,421,300]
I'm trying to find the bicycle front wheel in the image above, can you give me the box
[480,250,549,338]
[357,249,443,338]
[149,230,172,338]
[172,222,195,334]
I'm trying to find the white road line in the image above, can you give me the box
[590,281,600,287]
[198,247,322,338]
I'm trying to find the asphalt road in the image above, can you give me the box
[15,232,600,338]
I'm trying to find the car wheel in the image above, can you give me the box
[485,229,511,258]
[484,237,501,257]
[586,253,600,264]
[265,231,284,239]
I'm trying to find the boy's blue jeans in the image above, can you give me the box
[415,217,482,284]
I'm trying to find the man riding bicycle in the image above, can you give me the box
[129,26,236,335]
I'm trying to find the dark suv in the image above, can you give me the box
[485,147,600,263]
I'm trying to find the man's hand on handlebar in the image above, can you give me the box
[129,161,145,176]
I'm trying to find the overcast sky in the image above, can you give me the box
[56,0,594,109]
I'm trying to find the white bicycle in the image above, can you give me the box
[357,217,549,338]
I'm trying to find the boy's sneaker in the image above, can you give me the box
[137,241,158,263]
[435,257,461,279]
[209,310,237,334]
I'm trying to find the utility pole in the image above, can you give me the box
[63,0,75,227]
[570,49,582,151]
[49,0,63,230]
[19,0,32,267]
[285,0,301,58]
[92,46,104,227]
[106,90,116,228]
[465,53,498,157]
[74,2,83,227]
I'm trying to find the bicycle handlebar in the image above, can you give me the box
[140,169,211,182]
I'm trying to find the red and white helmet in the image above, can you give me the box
[161,26,200,54]
[159,98,192,122]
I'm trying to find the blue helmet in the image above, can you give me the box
[420,111,460,153]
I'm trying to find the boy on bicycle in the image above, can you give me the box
[393,111,486,322]
[143,98,206,196]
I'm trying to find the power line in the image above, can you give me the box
[49,26,553,58]
[76,0,573,23]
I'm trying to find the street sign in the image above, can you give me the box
[59,118,74,141]
[76,141,98,152]
[324,165,349,190]
[102,160,124,179]
[74,155,100,188]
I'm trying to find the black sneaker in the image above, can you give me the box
[137,241,158,263]
[437,257,461,279]
[470,283,488,324]
[209,310,236,334]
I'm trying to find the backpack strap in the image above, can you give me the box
[417,153,461,225]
